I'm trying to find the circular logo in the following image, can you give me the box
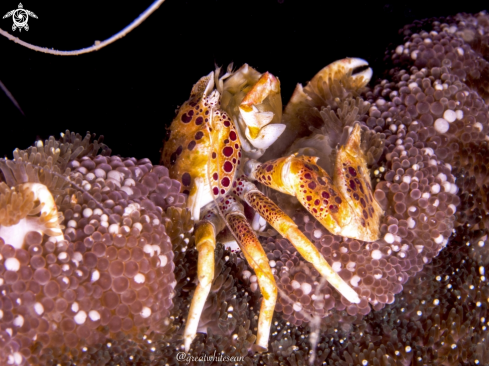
[12,9,28,28]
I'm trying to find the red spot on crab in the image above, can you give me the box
[212,152,217,159]
[266,165,273,172]
[213,173,218,181]
[181,110,194,123]
[223,147,233,157]
[222,177,230,187]
[195,131,204,140]
[230,131,237,141]
[224,120,230,127]
[308,182,316,189]
[304,173,312,180]
[321,191,330,199]
[213,187,219,195]
[224,161,233,173]
[182,173,191,187]
[195,116,204,125]
[348,167,357,176]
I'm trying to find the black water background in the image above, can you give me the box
[0,1,485,163]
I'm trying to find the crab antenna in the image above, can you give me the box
[0,0,165,55]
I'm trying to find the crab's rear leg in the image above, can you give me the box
[219,196,277,351]
[233,177,360,304]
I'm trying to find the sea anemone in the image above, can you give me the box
[0,132,187,365]
[249,10,489,366]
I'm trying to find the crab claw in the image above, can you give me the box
[247,124,383,242]
[265,58,373,161]
[220,64,284,158]
[287,57,372,113]
[311,57,372,91]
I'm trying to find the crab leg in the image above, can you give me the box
[183,211,223,352]
[233,177,360,304]
[219,196,277,351]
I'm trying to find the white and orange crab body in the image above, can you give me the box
[162,66,284,351]
[161,59,383,352]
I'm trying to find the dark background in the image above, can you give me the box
[0,0,486,163]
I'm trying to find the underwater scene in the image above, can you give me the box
[1,1,489,365]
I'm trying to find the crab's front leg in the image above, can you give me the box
[247,124,383,242]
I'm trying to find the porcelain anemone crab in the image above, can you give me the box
[161,58,383,352]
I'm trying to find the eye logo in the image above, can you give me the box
[3,3,38,32]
